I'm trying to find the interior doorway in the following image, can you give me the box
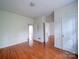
[28,24,33,46]
[45,23,50,43]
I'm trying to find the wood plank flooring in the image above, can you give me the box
[0,42,78,59]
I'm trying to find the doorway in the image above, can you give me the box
[28,24,33,46]
[43,22,54,47]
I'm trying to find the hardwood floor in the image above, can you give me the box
[0,42,78,59]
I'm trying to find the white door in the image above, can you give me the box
[62,16,77,53]
[29,25,33,46]
[54,18,62,49]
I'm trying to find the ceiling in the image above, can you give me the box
[0,0,76,18]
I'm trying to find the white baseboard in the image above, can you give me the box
[0,40,28,49]
[54,46,78,54]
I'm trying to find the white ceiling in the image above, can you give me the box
[0,0,76,18]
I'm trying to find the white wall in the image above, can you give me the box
[0,10,34,48]
[54,1,78,54]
